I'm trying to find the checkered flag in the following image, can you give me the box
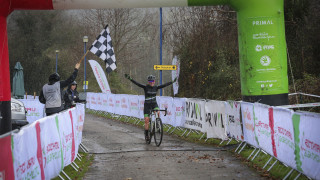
[89,25,117,73]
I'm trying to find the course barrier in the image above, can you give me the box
[0,103,85,180]
[86,92,320,180]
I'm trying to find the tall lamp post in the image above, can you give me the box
[83,36,88,93]
[55,50,59,73]
[159,7,163,96]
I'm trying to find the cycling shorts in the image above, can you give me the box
[144,103,159,117]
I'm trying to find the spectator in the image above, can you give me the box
[39,63,80,116]
[63,81,86,109]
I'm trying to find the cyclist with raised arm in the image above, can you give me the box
[125,74,177,141]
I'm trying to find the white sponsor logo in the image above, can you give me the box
[256,45,262,52]
[256,45,274,52]
[253,20,273,26]
[260,56,271,66]
[253,32,275,41]
[263,45,274,50]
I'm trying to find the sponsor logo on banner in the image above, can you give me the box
[205,100,227,140]
[185,99,205,132]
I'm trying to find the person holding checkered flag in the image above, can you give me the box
[89,25,117,73]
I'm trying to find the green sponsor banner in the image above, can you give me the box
[187,0,289,96]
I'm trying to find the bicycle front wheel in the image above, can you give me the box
[154,118,163,147]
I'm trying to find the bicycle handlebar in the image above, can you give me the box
[150,108,167,116]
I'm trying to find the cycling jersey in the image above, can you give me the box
[129,78,173,116]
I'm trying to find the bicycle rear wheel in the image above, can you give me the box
[154,118,163,147]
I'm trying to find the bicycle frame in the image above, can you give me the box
[148,108,167,128]
[147,108,167,146]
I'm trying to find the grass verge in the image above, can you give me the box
[88,110,310,180]
[52,152,94,180]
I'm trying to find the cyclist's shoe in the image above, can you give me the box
[145,135,150,141]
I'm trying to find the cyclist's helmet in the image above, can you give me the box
[147,75,155,81]
[71,81,77,85]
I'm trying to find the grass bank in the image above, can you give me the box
[53,152,94,180]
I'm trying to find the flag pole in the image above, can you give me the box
[78,50,90,64]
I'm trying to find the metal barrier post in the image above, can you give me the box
[267,160,278,172]
[226,138,232,145]
[263,156,273,169]
[169,127,177,134]
[235,142,244,152]
[293,173,301,180]
[186,129,193,136]
[181,129,188,136]
[58,175,65,180]
[238,143,247,154]
[247,148,257,160]
[283,168,294,180]
[251,149,261,161]
[61,170,72,180]
[80,143,89,153]
[219,140,224,145]
[70,163,79,172]
[199,133,205,140]
[73,162,80,169]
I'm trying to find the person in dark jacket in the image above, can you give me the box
[63,81,86,109]
[39,63,80,116]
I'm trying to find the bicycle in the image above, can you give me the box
[146,108,167,147]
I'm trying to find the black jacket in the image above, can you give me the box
[63,84,86,109]
[39,69,78,114]
[129,78,173,104]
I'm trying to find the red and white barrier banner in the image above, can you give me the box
[107,93,115,114]
[241,102,259,147]
[293,112,320,179]
[273,107,296,169]
[39,116,63,179]
[225,101,243,141]
[89,93,97,110]
[95,93,103,111]
[205,100,228,140]
[3,104,86,180]
[119,94,130,117]
[158,96,174,125]
[101,93,108,112]
[0,134,14,180]
[75,104,85,148]
[129,95,140,118]
[185,98,206,132]
[12,123,44,180]
[19,99,45,124]
[86,93,92,109]
[114,94,122,115]
[173,98,186,127]
[254,103,274,156]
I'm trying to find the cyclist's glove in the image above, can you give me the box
[125,74,132,80]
